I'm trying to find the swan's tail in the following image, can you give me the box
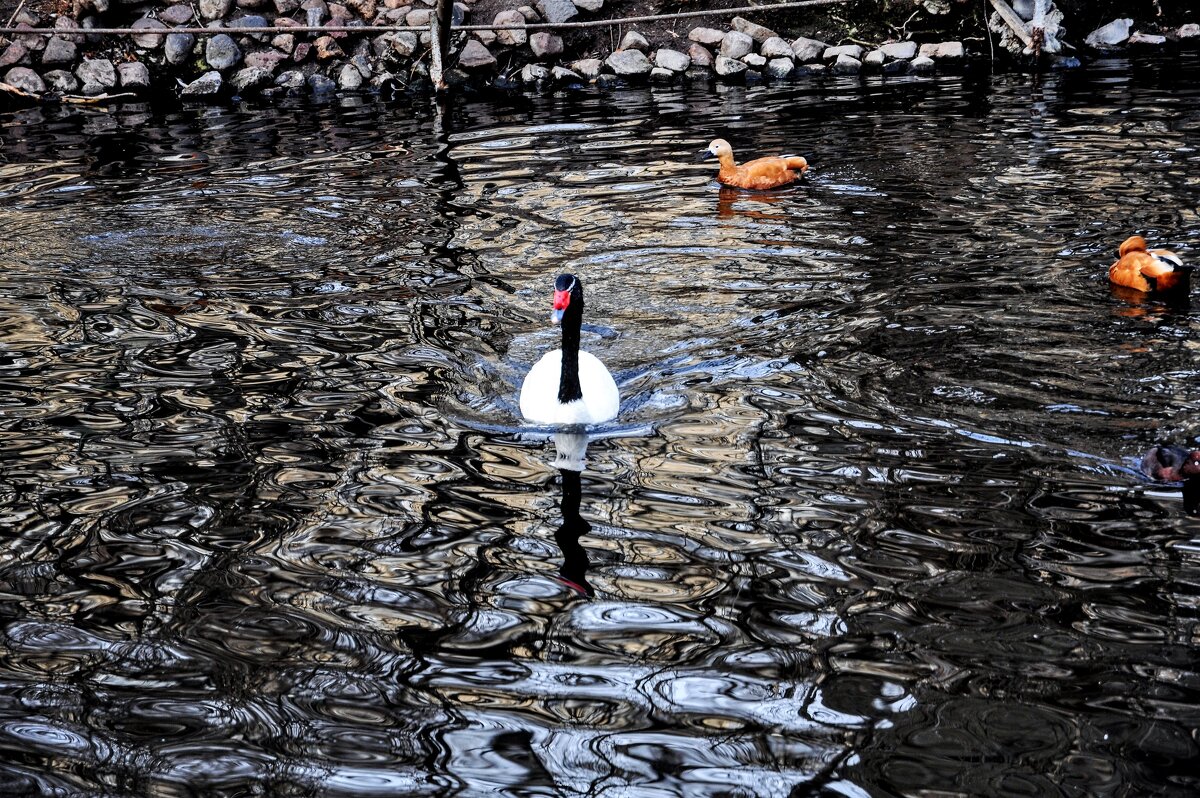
[786,156,809,173]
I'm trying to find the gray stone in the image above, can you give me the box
[714,55,746,77]
[165,33,196,65]
[1011,0,1034,20]
[0,42,29,68]
[535,0,577,24]
[908,55,935,73]
[731,16,777,43]
[351,54,372,78]
[574,0,601,9]
[474,30,497,47]
[720,31,753,60]
[206,34,242,70]
[863,49,884,67]
[75,58,116,89]
[650,66,674,82]
[43,69,79,92]
[618,30,649,52]
[230,15,271,43]
[594,73,620,88]
[307,73,336,93]
[13,23,44,52]
[53,17,84,43]
[275,0,300,11]
[2,66,45,93]
[405,8,430,25]
[654,48,689,72]
[529,32,563,58]
[199,0,233,20]
[688,27,725,47]
[760,36,792,59]
[918,41,963,59]
[458,39,496,68]
[1129,32,1166,46]
[830,54,860,74]
[1085,18,1132,49]
[389,31,418,56]
[1179,23,1200,39]
[41,37,77,65]
[793,62,826,77]
[518,5,539,21]
[520,62,549,82]
[181,70,224,95]
[303,0,328,25]
[493,10,526,47]
[688,43,713,68]
[605,48,651,76]
[742,53,765,68]
[117,61,151,90]
[551,65,581,82]
[131,18,168,49]
[272,33,295,53]
[791,36,827,62]
[275,69,305,89]
[765,56,793,79]
[161,4,194,24]
[337,62,363,89]
[823,44,862,60]
[231,65,273,91]
[879,41,917,60]
[570,57,602,78]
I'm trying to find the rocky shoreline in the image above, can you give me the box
[1,0,1199,102]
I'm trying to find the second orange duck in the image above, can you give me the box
[703,138,808,190]
[1108,235,1191,295]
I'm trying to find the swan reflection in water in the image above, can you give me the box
[551,432,595,598]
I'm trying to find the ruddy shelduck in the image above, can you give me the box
[1108,235,1191,295]
[703,138,808,190]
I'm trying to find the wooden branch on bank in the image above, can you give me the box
[988,0,1033,48]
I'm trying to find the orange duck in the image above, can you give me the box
[703,138,808,190]
[1108,235,1191,295]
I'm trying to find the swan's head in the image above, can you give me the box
[702,138,733,162]
[551,273,580,325]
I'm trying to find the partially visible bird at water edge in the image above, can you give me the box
[1141,444,1200,516]
[702,138,809,190]
[1108,235,1190,296]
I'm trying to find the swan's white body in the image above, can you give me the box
[519,349,619,426]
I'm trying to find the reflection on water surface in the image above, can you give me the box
[1,55,1199,796]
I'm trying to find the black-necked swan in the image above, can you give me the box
[519,274,619,426]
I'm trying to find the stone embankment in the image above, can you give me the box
[1,0,1199,101]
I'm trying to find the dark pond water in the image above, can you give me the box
[2,54,1199,797]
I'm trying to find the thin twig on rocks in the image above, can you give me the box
[5,0,26,29]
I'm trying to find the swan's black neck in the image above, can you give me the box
[558,288,584,404]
